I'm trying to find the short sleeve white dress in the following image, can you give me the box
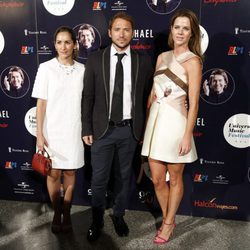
[32,58,85,169]
[141,51,198,163]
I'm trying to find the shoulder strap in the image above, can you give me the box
[154,69,166,78]
[163,68,188,94]
[154,68,188,94]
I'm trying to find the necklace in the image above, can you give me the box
[57,58,76,75]
[59,63,76,75]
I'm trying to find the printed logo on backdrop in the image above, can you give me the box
[0,31,4,54]
[0,1,24,8]
[42,0,75,16]
[235,27,250,35]
[8,147,29,153]
[14,182,35,195]
[24,107,37,137]
[194,198,238,210]
[196,118,205,127]
[37,45,52,55]
[200,68,235,105]
[0,66,30,99]
[228,46,244,56]
[0,110,9,128]
[193,117,205,137]
[146,0,181,15]
[93,2,107,10]
[199,158,225,166]
[5,161,17,169]
[223,113,250,148]
[24,29,47,36]
[200,25,209,54]
[111,1,127,11]
[20,162,32,171]
[131,29,154,51]
[203,0,239,7]
[194,174,208,182]
[212,175,229,185]
[21,46,34,55]
[139,190,155,204]
[0,110,9,118]
[0,123,8,128]
[73,24,101,60]
[4,161,31,171]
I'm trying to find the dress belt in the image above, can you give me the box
[109,119,132,127]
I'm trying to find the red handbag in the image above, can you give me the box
[32,148,52,176]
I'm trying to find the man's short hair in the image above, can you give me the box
[108,12,135,30]
[8,66,24,84]
[78,24,95,42]
[210,69,229,85]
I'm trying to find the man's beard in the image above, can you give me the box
[112,40,130,50]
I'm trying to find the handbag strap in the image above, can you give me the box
[37,148,50,159]
[154,68,188,94]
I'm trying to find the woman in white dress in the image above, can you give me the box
[32,26,85,233]
[141,9,203,244]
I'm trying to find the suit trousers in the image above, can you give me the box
[90,125,137,217]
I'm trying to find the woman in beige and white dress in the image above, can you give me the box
[141,9,203,244]
[32,26,85,233]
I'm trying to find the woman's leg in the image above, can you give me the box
[148,158,169,228]
[62,170,76,228]
[47,169,62,232]
[157,163,185,241]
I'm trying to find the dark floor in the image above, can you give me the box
[0,200,249,250]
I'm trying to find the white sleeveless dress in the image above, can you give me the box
[141,51,198,163]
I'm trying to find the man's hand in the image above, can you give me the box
[164,87,172,97]
[83,135,93,146]
[4,76,10,91]
[203,79,210,96]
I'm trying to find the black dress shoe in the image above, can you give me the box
[87,223,103,242]
[113,216,129,237]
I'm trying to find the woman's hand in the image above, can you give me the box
[178,134,192,156]
[37,133,48,151]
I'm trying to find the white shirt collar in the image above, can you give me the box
[111,44,131,57]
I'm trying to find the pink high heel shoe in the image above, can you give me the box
[154,222,175,245]
[155,219,176,236]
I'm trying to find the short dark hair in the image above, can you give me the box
[108,12,135,30]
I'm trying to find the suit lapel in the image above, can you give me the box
[131,49,139,104]
[102,46,111,112]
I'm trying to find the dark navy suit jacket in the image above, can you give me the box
[81,46,153,141]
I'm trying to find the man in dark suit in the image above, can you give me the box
[82,12,153,242]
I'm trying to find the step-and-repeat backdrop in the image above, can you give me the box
[0,0,249,221]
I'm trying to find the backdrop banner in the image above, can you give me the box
[0,0,249,221]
